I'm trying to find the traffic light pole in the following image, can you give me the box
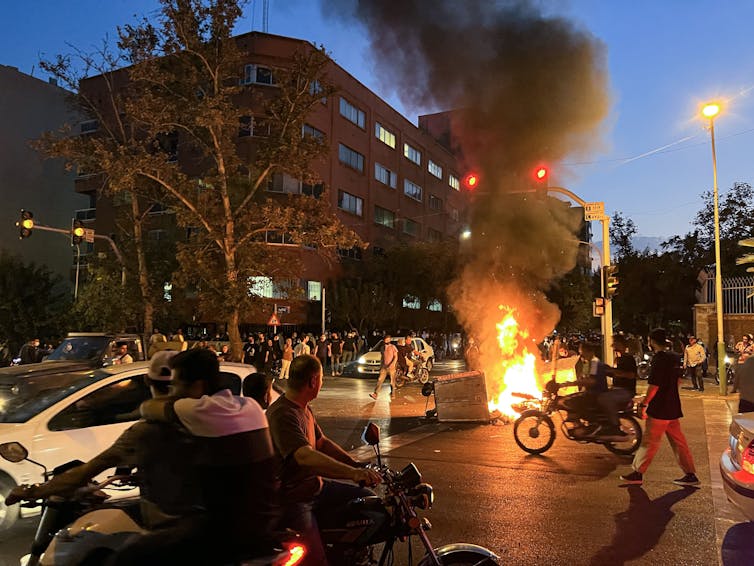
[28,223,126,286]
[547,186,614,365]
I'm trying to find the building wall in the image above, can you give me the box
[0,65,89,284]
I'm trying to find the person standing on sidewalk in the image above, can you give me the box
[683,335,707,392]
[620,328,699,486]
[370,335,398,401]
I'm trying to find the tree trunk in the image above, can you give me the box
[131,195,154,352]
[227,308,243,362]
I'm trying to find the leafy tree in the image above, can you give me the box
[327,278,396,333]
[38,0,361,359]
[70,263,139,332]
[0,252,70,356]
[546,267,595,333]
[609,211,637,259]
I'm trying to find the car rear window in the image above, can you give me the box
[0,370,109,423]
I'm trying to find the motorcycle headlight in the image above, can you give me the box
[643,354,650,360]
[357,356,366,364]
[724,356,732,364]
[408,483,434,510]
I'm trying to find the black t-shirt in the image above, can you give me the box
[343,337,356,352]
[613,354,637,395]
[330,339,344,356]
[647,350,683,420]
[315,339,329,360]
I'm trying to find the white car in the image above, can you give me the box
[356,337,434,375]
[0,361,255,530]
[720,411,754,520]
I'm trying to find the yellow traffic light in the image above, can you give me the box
[71,219,85,245]
[16,210,34,239]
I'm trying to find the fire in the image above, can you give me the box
[486,307,576,418]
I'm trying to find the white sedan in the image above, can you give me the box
[0,361,255,530]
[720,411,754,520]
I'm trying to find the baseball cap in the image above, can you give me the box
[148,350,177,381]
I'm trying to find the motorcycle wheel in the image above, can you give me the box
[604,415,643,455]
[418,368,430,384]
[637,363,650,380]
[420,551,501,565]
[513,411,555,455]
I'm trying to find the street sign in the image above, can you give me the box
[84,228,95,244]
[584,201,605,221]
[267,313,280,326]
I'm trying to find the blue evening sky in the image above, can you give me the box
[2,0,753,239]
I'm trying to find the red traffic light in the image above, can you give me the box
[463,173,480,190]
[534,166,548,182]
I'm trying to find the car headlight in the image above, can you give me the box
[357,356,366,364]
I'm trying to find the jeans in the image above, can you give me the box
[374,363,396,397]
[332,355,343,375]
[597,388,633,426]
[686,365,703,390]
[632,417,696,475]
[282,480,375,566]
[342,350,354,366]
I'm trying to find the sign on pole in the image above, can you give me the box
[584,201,605,221]
[84,228,95,244]
[267,313,280,326]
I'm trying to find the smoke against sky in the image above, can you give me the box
[324,0,610,346]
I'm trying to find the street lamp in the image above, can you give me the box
[701,101,726,396]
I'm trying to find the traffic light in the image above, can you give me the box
[16,209,34,239]
[462,172,480,190]
[71,219,85,246]
[534,166,549,183]
[603,264,619,298]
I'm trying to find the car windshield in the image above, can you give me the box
[46,336,111,362]
[0,370,109,423]
[369,338,414,352]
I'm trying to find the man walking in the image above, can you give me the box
[370,334,398,400]
[620,328,699,486]
[683,335,706,391]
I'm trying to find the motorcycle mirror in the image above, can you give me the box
[362,423,380,446]
[0,441,28,463]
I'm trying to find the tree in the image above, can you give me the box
[327,278,396,333]
[546,267,595,333]
[70,263,139,332]
[610,211,637,259]
[0,252,70,357]
[38,0,361,360]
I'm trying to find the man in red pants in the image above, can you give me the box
[620,328,700,486]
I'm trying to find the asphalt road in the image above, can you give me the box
[1,360,751,565]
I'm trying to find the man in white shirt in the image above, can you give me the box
[370,334,398,400]
[683,335,706,392]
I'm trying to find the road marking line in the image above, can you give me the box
[348,423,448,460]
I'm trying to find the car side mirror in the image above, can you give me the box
[362,422,380,446]
[0,441,28,463]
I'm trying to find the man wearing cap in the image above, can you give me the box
[620,328,699,486]
[5,351,209,562]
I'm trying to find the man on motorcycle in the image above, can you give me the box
[138,348,279,564]
[4,351,213,564]
[597,335,639,440]
[267,354,382,565]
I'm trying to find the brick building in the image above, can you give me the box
[75,32,470,330]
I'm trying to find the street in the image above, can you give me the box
[1,360,751,565]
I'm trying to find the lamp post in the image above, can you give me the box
[702,102,727,396]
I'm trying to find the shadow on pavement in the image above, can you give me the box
[589,486,697,565]
[722,522,754,565]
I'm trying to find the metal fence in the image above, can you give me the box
[703,276,754,314]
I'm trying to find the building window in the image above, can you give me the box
[267,173,302,194]
[429,195,443,211]
[374,162,397,188]
[240,116,270,137]
[309,80,327,103]
[428,228,443,242]
[404,179,423,202]
[307,281,322,301]
[241,64,275,85]
[338,143,364,172]
[80,119,99,135]
[427,299,443,312]
[302,182,324,198]
[338,190,363,216]
[375,122,396,149]
[302,123,325,141]
[403,295,421,309]
[403,142,421,166]
[75,208,96,221]
[374,206,395,229]
[248,276,290,299]
[338,247,363,260]
[339,97,365,129]
[428,160,443,179]
[449,174,460,191]
[239,115,252,137]
[403,218,420,236]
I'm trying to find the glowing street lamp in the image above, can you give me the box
[701,101,726,396]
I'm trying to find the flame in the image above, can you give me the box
[486,306,576,418]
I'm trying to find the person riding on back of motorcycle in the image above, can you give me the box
[597,336,639,440]
[139,349,279,564]
[4,351,213,565]
[559,342,613,438]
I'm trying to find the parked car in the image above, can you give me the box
[0,361,255,530]
[355,337,434,376]
[720,411,754,520]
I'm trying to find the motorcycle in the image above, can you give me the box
[713,353,735,386]
[636,352,652,380]
[511,380,643,456]
[0,441,305,566]
[319,423,500,566]
[396,353,431,387]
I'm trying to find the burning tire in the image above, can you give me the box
[604,415,642,455]
[513,410,555,454]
